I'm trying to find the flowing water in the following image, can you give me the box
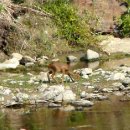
[1,58,130,130]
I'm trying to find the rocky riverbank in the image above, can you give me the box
[1,60,130,111]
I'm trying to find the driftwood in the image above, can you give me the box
[9,4,53,18]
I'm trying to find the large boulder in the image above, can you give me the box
[80,49,100,61]
[0,53,23,70]
[11,53,23,60]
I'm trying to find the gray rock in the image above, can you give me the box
[102,88,113,93]
[122,77,130,86]
[82,75,89,79]
[37,84,48,92]
[5,100,23,108]
[0,57,20,70]
[15,92,29,102]
[113,91,124,96]
[20,56,35,66]
[110,72,126,80]
[80,68,93,75]
[54,93,63,102]
[80,49,99,61]
[85,93,108,100]
[37,56,48,65]
[11,53,23,60]
[41,85,64,101]
[112,82,124,91]
[48,103,61,108]
[0,87,12,95]
[62,89,76,102]
[37,72,49,82]
[71,99,94,107]
[80,91,86,98]
[66,55,78,62]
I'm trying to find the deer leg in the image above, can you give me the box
[66,71,75,82]
[51,71,58,83]
[47,71,52,83]
[61,71,65,84]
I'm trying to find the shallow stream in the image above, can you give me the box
[1,57,130,130]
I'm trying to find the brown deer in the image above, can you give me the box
[47,60,75,83]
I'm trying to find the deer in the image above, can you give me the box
[47,59,76,83]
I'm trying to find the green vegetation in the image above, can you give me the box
[118,0,130,37]
[38,0,99,47]
[0,3,4,13]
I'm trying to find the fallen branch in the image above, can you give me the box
[9,4,53,18]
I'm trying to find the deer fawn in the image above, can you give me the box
[47,60,75,83]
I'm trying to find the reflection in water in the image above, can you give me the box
[0,100,130,130]
[1,58,130,130]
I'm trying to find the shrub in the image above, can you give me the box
[38,0,98,47]
[118,0,130,37]
[0,4,4,13]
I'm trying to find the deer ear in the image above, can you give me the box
[66,56,71,62]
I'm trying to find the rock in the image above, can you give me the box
[37,72,49,82]
[80,91,86,98]
[81,68,93,75]
[80,49,100,61]
[0,53,23,70]
[0,96,4,102]
[0,87,12,95]
[121,66,130,73]
[37,56,48,65]
[122,77,130,87]
[71,99,94,107]
[54,93,63,102]
[5,101,24,108]
[110,72,126,80]
[112,82,125,91]
[3,89,12,95]
[20,56,35,66]
[37,84,48,92]
[41,85,65,101]
[99,36,130,54]
[15,92,29,102]
[102,88,113,93]
[82,75,89,79]
[11,53,23,60]
[25,62,35,67]
[85,93,108,100]
[62,89,76,102]
[114,91,124,96]
[88,61,99,69]
[0,57,20,70]
[66,55,78,62]
[48,103,61,108]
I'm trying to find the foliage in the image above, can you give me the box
[0,3,4,13]
[38,0,98,47]
[118,0,130,37]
